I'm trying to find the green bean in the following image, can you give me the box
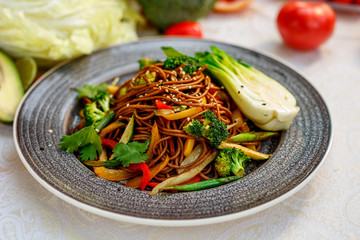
[163,175,242,192]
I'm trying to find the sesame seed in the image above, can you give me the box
[187,117,190,121]
[237,90,240,94]
[189,86,192,89]
[126,103,129,107]
[48,129,53,133]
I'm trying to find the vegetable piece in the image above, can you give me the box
[99,121,125,138]
[163,175,242,192]
[126,156,170,188]
[93,146,138,181]
[155,99,174,110]
[183,138,196,157]
[178,144,204,174]
[119,114,135,144]
[196,46,300,131]
[228,131,279,143]
[214,148,251,177]
[0,50,24,123]
[77,83,109,100]
[102,139,150,167]
[59,126,102,161]
[161,46,184,58]
[84,102,105,126]
[181,174,202,185]
[107,85,119,95]
[277,1,336,50]
[163,54,199,75]
[201,110,229,148]
[101,138,118,149]
[138,58,160,69]
[146,122,160,161]
[164,21,203,38]
[183,120,204,139]
[15,57,38,91]
[231,108,250,132]
[155,107,203,120]
[219,142,270,160]
[127,163,150,190]
[137,0,215,31]
[183,110,229,148]
[94,91,111,112]
[94,166,139,181]
[150,150,218,196]
[94,111,115,133]
[133,71,156,86]
[214,0,254,13]
[0,0,141,66]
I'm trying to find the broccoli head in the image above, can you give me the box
[183,120,204,139]
[163,55,198,75]
[214,148,251,177]
[94,91,111,112]
[133,71,156,86]
[183,110,229,148]
[84,102,105,126]
[138,58,160,69]
[201,110,229,148]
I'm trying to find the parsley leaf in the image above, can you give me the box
[103,139,150,168]
[76,83,108,100]
[59,126,102,161]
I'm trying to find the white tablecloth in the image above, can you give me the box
[1,0,360,239]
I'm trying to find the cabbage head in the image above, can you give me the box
[0,0,142,66]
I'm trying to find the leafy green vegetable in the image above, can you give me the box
[195,46,300,131]
[214,148,251,177]
[59,126,102,161]
[163,55,198,75]
[103,139,150,168]
[76,83,108,100]
[0,0,142,66]
[183,110,228,148]
[138,58,160,69]
[84,102,105,126]
[183,120,203,139]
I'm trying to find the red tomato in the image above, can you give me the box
[164,21,202,38]
[276,1,336,50]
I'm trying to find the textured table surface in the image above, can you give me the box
[1,0,360,239]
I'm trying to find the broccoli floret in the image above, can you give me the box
[183,120,203,139]
[84,102,105,126]
[214,148,251,177]
[201,110,229,148]
[94,91,111,112]
[163,55,198,75]
[183,110,228,148]
[138,58,160,69]
[133,71,156,86]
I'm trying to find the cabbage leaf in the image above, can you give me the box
[0,0,142,66]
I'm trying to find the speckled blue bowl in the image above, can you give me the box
[14,38,332,226]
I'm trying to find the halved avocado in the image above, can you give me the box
[0,51,24,123]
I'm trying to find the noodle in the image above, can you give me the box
[74,62,262,184]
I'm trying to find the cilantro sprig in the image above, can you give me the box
[102,139,150,167]
[59,126,102,161]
